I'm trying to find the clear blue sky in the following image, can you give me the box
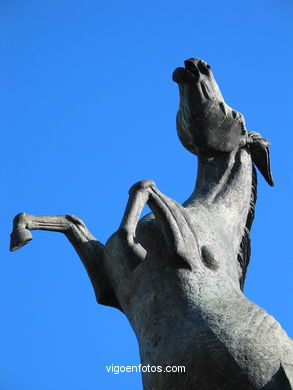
[0,1,292,389]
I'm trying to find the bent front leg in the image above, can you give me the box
[10,213,120,310]
[127,181,201,269]
[115,180,153,270]
[116,179,201,272]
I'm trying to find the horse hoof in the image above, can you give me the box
[10,229,33,252]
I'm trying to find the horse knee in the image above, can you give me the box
[65,214,86,228]
[128,179,156,195]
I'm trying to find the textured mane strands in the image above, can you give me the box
[237,164,257,290]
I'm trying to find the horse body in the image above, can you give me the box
[101,144,293,389]
[10,58,293,389]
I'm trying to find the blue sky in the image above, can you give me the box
[0,1,292,389]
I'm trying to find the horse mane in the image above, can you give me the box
[237,162,257,290]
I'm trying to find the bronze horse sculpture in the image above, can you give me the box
[11,58,293,389]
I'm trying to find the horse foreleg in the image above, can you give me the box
[116,179,201,271]
[111,181,153,271]
[130,180,201,270]
[10,213,120,309]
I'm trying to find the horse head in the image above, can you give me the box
[173,58,274,186]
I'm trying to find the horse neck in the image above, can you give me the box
[185,147,253,255]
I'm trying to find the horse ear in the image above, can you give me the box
[248,132,274,187]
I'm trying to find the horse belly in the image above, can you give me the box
[125,271,254,390]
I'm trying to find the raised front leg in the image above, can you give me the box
[108,180,163,272]
[10,213,120,309]
[115,180,202,271]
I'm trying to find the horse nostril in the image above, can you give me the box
[184,60,200,78]
[197,60,210,75]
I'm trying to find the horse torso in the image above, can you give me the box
[104,196,293,389]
